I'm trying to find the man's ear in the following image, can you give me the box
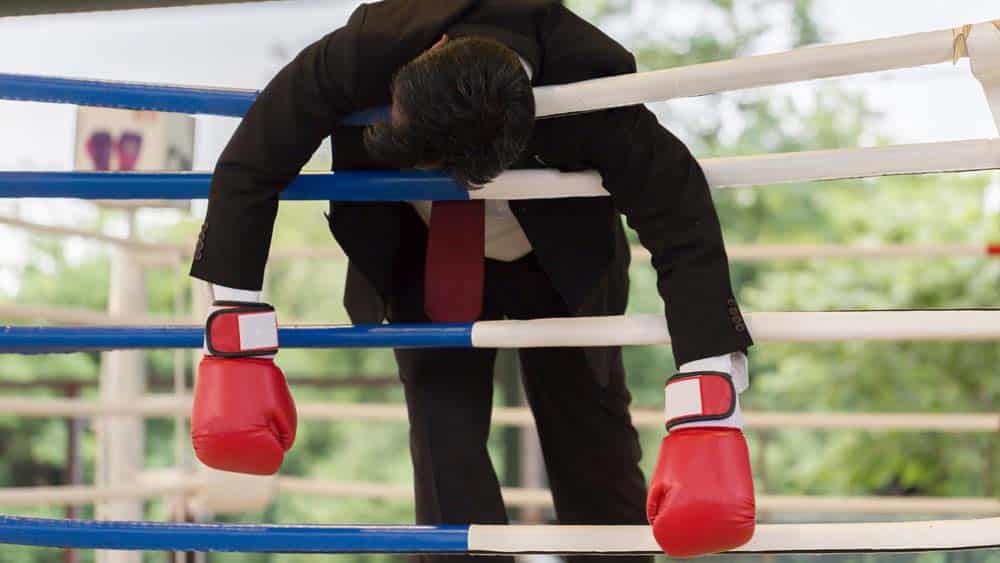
[431,34,449,50]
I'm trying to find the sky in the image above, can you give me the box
[0,0,997,291]
[0,0,997,172]
[812,1,999,143]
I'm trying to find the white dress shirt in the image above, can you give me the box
[408,198,533,262]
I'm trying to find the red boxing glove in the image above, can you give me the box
[191,301,296,475]
[646,371,755,557]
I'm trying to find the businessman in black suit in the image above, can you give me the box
[190,1,756,561]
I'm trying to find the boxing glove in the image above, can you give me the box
[646,370,755,557]
[191,301,296,475]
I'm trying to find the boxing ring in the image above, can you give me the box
[1,17,1000,556]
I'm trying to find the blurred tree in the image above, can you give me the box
[568,0,999,516]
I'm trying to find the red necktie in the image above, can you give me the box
[424,200,485,323]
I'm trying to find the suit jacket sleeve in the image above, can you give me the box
[553,106,753,365]
[190,7,366,289]
[531,3,751,364]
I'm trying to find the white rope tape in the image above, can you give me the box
[469,139,1000,200]
[533,21,995,117]
[468,518,1000,553]
[967,21,1000,134]
[471,310,1000,348]
[700,139,1000,189]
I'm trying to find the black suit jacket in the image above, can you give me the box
[190,0,753,366]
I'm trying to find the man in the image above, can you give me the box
[188,0,756,559]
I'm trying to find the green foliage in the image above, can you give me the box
[790,0,822,46]
[579,0,1000,517]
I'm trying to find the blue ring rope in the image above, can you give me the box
[0,516,469,553]
[0,171,471,201]
[0,324,473,354]
[0,72,388,124]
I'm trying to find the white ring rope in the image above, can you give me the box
[700,139,1000,189]
[467,518,1000,553]
[466,139,1000,200]
[968,22,1000,132]
[470,310,1000,348]
[533,21,995,117]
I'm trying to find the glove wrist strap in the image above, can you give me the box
[205,301,279,357]
[664,371,739,431]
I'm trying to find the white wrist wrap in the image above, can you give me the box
[664,371,743,431]
[211,284,261,303]
[205,302,278,357]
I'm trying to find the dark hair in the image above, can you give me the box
[364,37,535,188]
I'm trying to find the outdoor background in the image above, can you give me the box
[0,0,998,562]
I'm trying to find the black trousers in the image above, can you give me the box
[387,254,650,563]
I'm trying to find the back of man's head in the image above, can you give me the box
[364,37,536,188]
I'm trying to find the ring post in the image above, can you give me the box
[968,22,1000,134]
[95,211,145,563]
